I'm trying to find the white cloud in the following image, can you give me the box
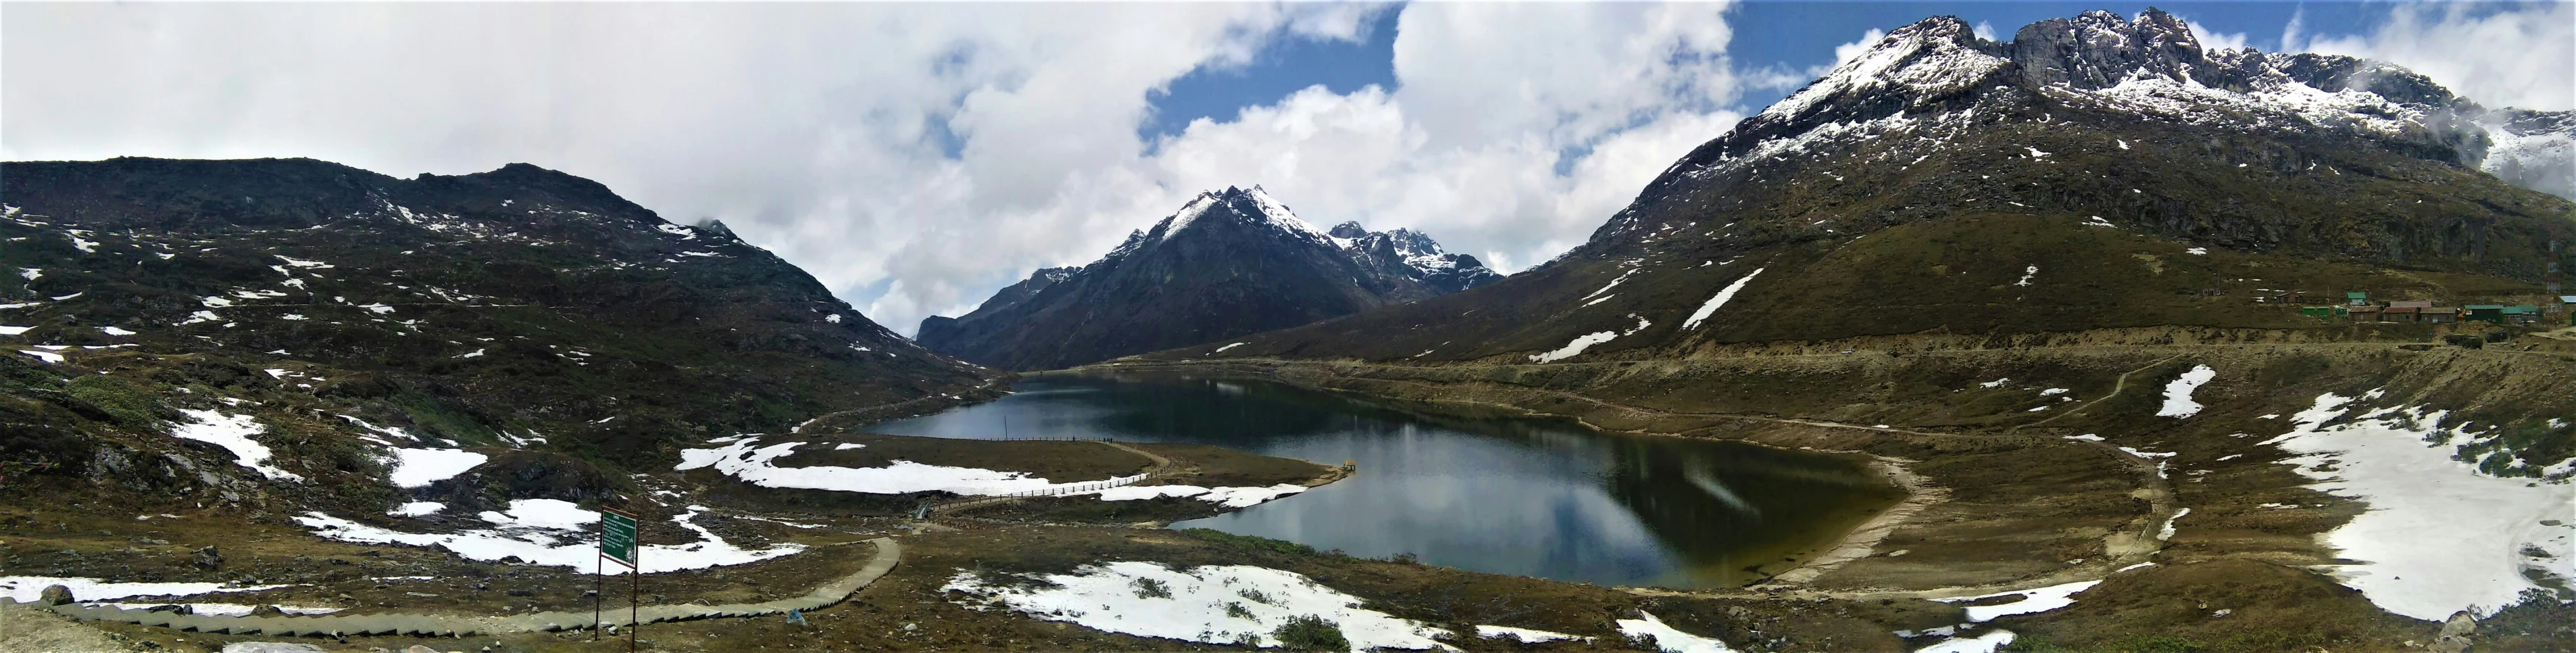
[2282,2,2575,111]
[5,2,1770,335]
[2187,20,2252,53]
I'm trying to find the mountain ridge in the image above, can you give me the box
[1157,8,2574,368]
[916,185,1499,371]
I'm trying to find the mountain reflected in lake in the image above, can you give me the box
[866,372,1903,588]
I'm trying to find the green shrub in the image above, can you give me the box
[1180,528,1326,557]
[1270,614,1348,652]
[66,375,163,429]
[1131,577,1171,599]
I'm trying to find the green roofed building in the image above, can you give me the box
[2346,291,2370,306]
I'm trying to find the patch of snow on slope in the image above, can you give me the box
[2260,392,2576,620]
[2156,364,2217,417]
[170,409,302,481]
[2012,265,2038,287]
[1212,342,1246,354]
[1,577,290,603]
[0,325,32,336]
[1916,629,2016,653]
[1681,268,1766,331]
[1934,579,2102,622]
[1476,625,1587,644]
[389,502,445,517]
[1530,331,1619,364]
[1616,611,1736,652]
[944,562,1453,650]
[676,437,1143,495]
[1097,483,1313,508]
[385,448,488,488]
[295,502,800,575]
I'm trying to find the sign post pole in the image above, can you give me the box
[598,508,640,648]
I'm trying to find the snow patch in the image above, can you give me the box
[1476,625,1588,644]
[1679,268,1766,331]
[1933,579,2102,622]
[943,562,1453,650]
[676,437,1147,496]
[295,502,800,575]
[1615,611,1736,652]
[385,448,488,488]
[2156,365,2217,417]
[389,502,446,517]
[1,577,290,603]
[2263,392,2576,620]
[170,409,302,481]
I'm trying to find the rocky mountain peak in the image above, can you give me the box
[2014,7,2210,91]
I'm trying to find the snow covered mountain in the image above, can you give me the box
[1,157,999,520]
[1173,9,2575,365]
[916,186,1499,370]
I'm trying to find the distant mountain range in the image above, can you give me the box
[917,186,1499,371]
[1,158,997,511]
[1168,9,2576,365]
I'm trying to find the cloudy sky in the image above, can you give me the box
[6,1,2569,335]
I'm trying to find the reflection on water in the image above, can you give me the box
[865,372,1903,588]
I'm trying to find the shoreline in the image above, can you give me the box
[1762,456,1947,587]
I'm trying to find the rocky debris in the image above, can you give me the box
[193,546,223,570]
[2427,610,2477,652]
[39,584,75,606]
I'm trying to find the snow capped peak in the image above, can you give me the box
[1149,185,1336,245]
[1762,15,2002,121]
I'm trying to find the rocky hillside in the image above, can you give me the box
[1166,9,2575,366]
[0,157,999,516]
[917,186,1498,371]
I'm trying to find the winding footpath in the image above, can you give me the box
[7,538,900,639]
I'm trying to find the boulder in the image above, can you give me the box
[194,545,224,570]
[38,584,74,606]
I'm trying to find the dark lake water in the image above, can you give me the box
[865,372,1904,588]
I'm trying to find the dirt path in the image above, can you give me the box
[16,538,901,639]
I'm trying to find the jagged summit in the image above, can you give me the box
[914,187,1499,370]
[1170,8,2573,368]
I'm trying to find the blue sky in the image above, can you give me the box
[1142,2,2448,139]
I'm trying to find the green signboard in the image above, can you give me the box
[600,509,638,568]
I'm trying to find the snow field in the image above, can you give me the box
[2156,364,2216,417]
[384,448,487,488]
[2262,392,2576,619]
[170,409,303,481]
[1914,629,2016,652]
[1,577,289,603]
[680,437,1306,508]
[296,500,801,575]
[1680,268,1765,331]
[1473,625,1587,644]
[1615,611,1737,652]
[943,561,1453,650]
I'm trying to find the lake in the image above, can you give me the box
[866,371,1904,589]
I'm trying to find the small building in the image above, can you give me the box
[2381,306,2419,322]
[2301,306,2337,318]
[2387,300,2433,310]
[2503,305,2540,324]
[2351,305,2383,320]
[2347,291,2371,306]
[2421,307,2459,323]
[2464,305,2506,323]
